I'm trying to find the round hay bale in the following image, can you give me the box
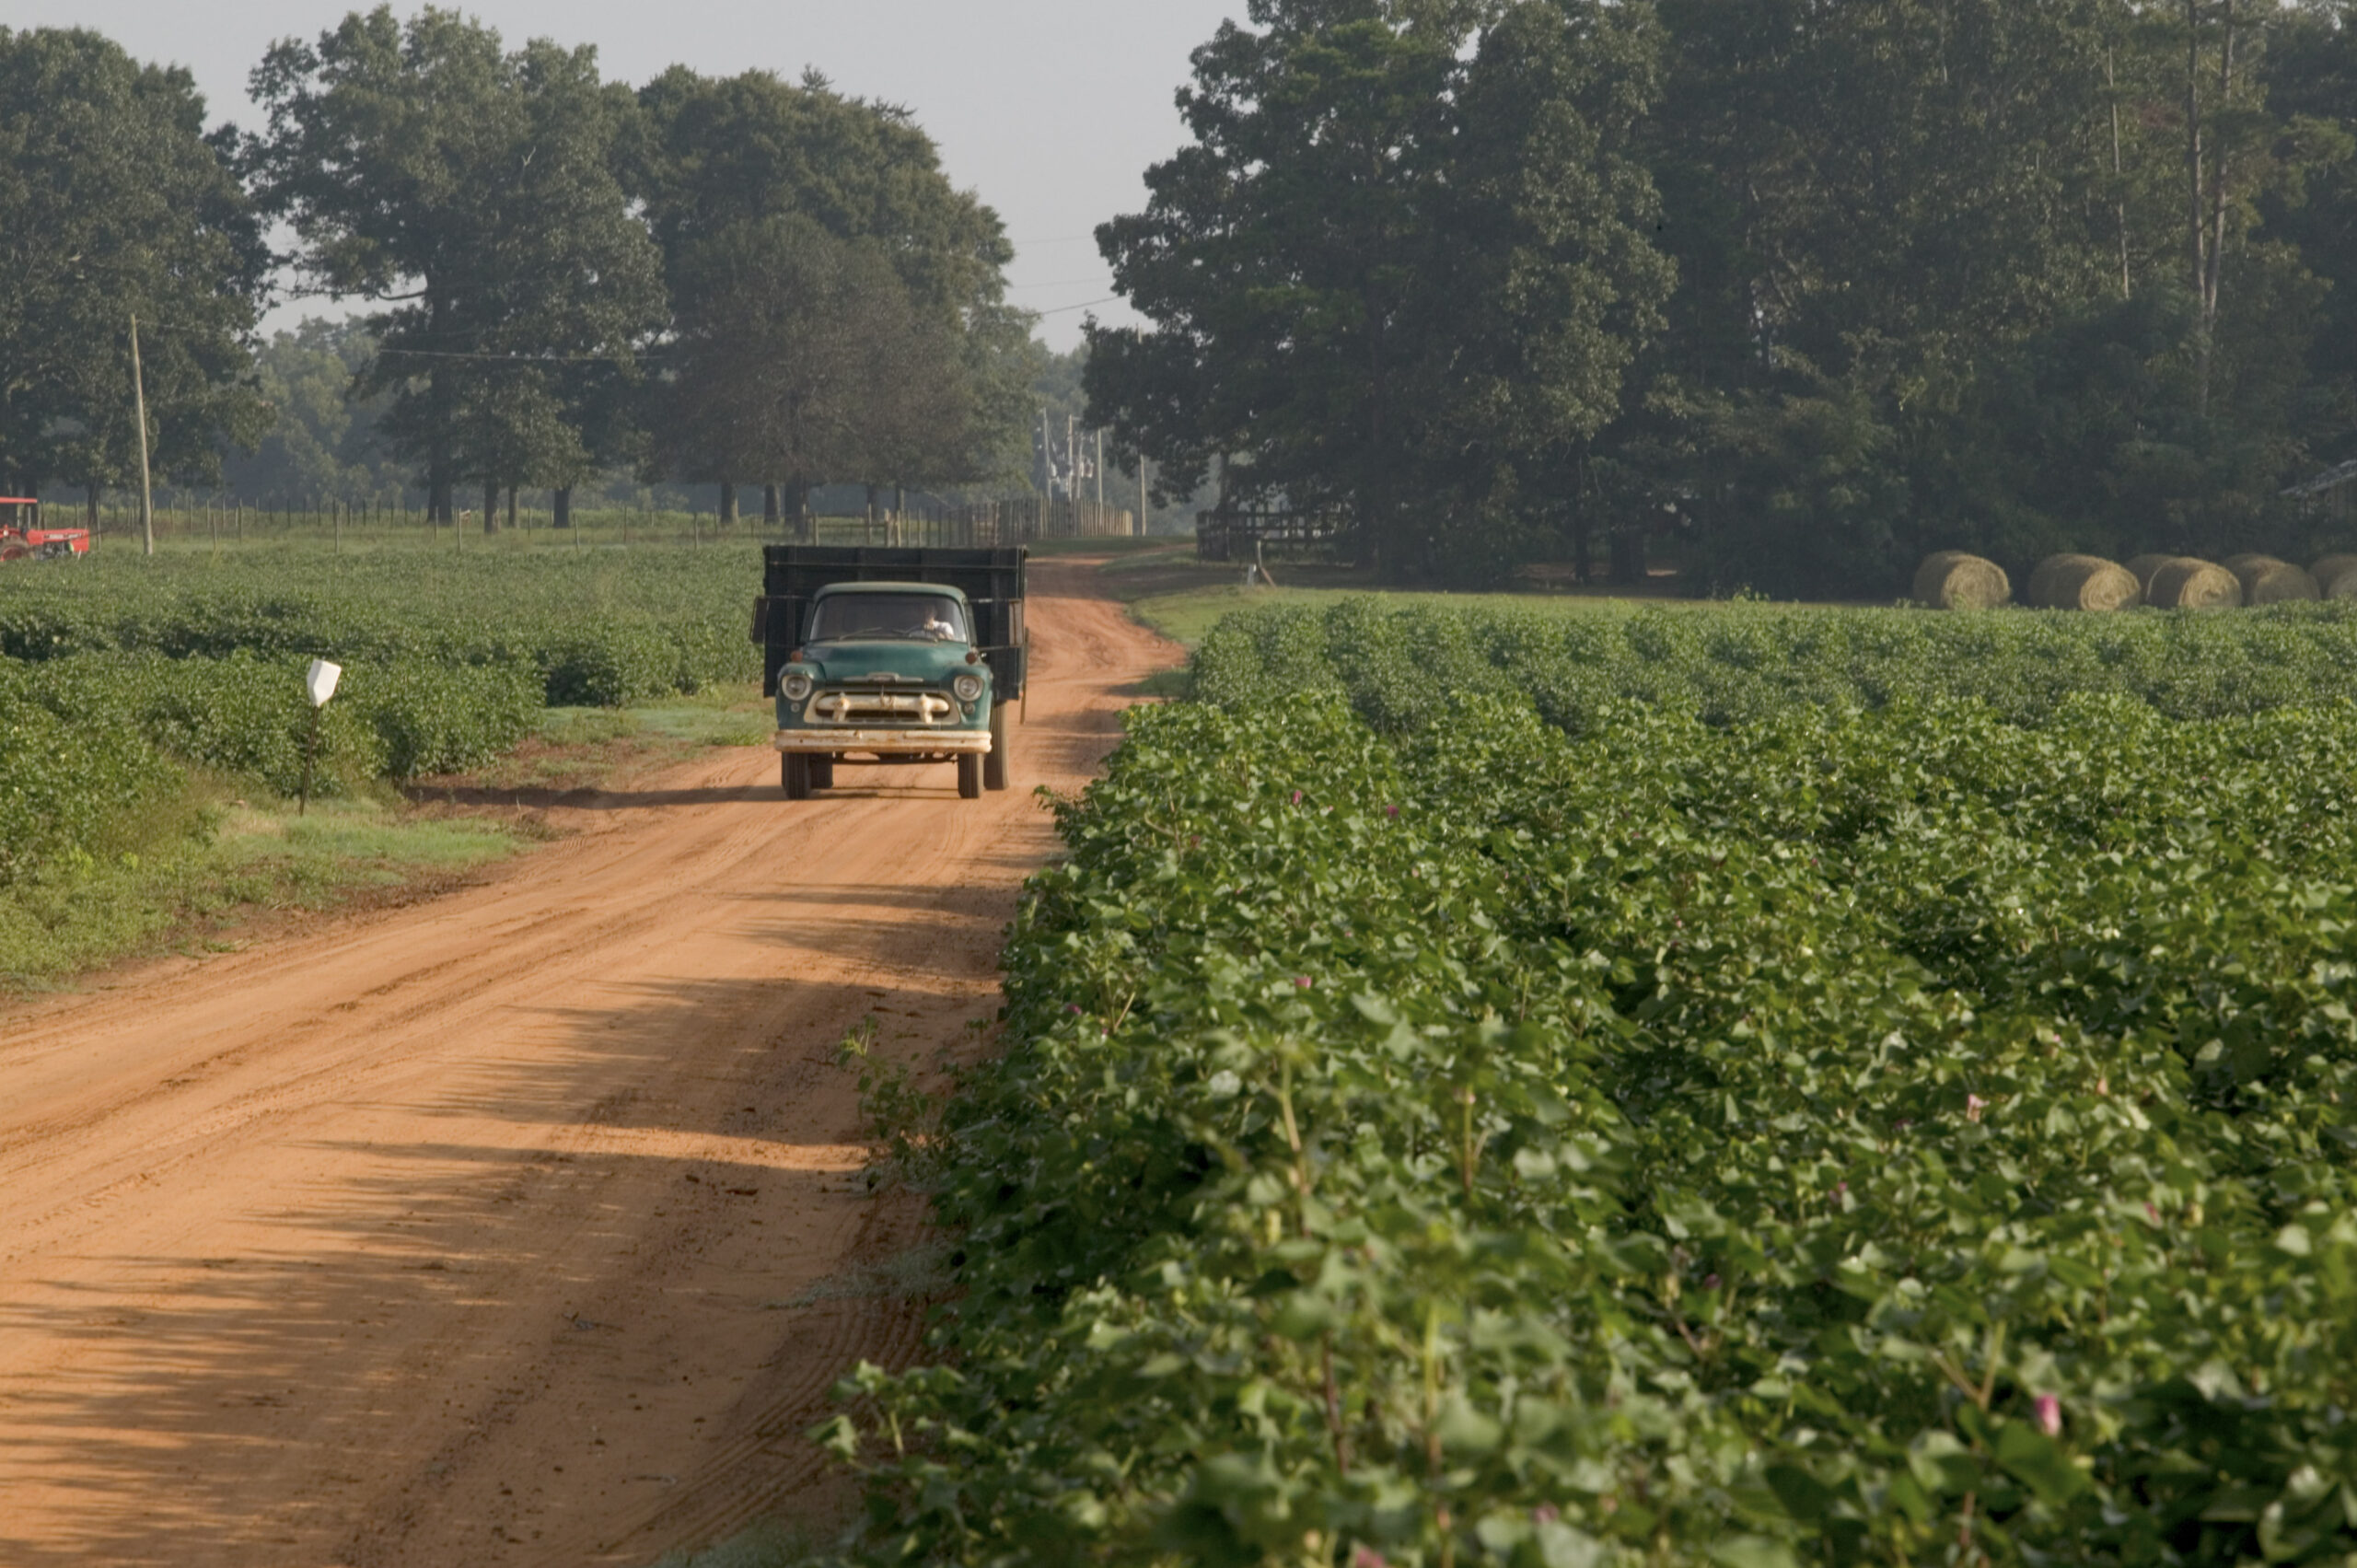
[1911,551,2011,610]
[2144,557,2242,610]
[2124,552,2177,592]
[2310,553,2357,598]
[2222,553,2322,604]
[2027,553,2142,611]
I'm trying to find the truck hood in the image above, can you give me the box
[796,641,979,686]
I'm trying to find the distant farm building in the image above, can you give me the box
[2288,459,2357,525]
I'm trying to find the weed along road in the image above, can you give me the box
[0,561,1178,1567]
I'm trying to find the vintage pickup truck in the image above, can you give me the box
[750,546,1027,801]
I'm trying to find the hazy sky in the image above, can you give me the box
[9,0,1243,349]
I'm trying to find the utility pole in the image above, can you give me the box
[1039,405,1055,537]
[1095,429,1105,505]
[130,314,156,556]
[1138,455,1149,539]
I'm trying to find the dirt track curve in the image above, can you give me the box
[0,562,1178,1567]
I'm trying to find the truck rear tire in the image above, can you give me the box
[957,751,982,799]
[783,751,812,799]
[810,755,834,790]
[984,703,1010,791]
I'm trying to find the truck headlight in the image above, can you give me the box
[951,672,984,703]
[782,671,814,702]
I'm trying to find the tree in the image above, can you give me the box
[630,67,1029,503]
[1086,2,1467,575]
[1426,0,1678,580]
[1646,0,2177,592]
[2162,0,2352,415]
[250,6,664,529]
[1655,0,2122,382]
[657,216,940,523]
[0,28,267,514]
[220,317,410,502]
[1086,0,1672,579]
[2240,1,2357,465]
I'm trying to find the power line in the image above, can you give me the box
[371,345,650,363]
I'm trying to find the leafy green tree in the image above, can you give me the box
[220,317,410,502]
[2255,1,2357,470]
[630,67,1029,502]
[1086,0,1673,579]
[1425,0,1678,580]
[657,216,925,523]
[0,27,267,515]
[250,7,664,529]
[1085,3,1463,575]
[1659,0,2123,379]
[1649,0,2357,593]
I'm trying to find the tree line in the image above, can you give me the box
[0,8,1032,531]
[1086,0,2357,594]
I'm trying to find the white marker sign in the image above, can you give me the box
[306,658,343,708]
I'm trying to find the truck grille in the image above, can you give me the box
[810,691,955,725]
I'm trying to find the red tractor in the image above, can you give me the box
[0,498,90,563]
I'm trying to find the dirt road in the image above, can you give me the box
[0,563,1176,1567]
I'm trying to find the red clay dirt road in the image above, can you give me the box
[0,561,1177,1567]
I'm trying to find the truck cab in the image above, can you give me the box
[752,548,1026,801]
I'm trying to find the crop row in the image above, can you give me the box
[0,652,538,888]
[1195,598,2357,729]
[830,687,2357,1566]
[0,551,757,889]
[0,550,761,705]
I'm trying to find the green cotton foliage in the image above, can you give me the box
[0,549,763,704]
[0,677,180,889]
[1192,598,2357,732]
[0,550,751,887]
[833,691,2357,1567]
[340,658,542,778]
[3,650,537,796]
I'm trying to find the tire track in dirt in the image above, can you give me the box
[0,560,1178,1567]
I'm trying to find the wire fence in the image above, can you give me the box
[25,495,1139,554]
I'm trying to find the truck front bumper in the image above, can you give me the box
[774,726,992,755]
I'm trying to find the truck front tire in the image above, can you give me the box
[957,751,982,799]
[984,703,1010,791]
[782,751,813,799]
[809,754,834,790]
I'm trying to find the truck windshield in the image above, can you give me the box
[807,593,969,643]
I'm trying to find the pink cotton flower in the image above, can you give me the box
[1354,1550,1389,1568]
[1291,790,1303,806]
[1532,1504,1561,1524]
[2034,1395,2062,1437]
[1295,976,1313,989]
[1967,1094,1989,1122]
[1387,805,1400,818]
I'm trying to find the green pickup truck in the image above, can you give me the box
[750,546,1028,801]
